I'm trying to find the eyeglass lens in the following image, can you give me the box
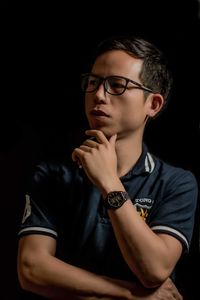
[81,75,127,95]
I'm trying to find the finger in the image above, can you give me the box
[109,134,117,146]
[83,139,98,148]
[79,145,92,152]
[85,130,108,144]
[71,148,84,162]
[71,149,77,162]
[71,148,84,168]
[76,158,83,168]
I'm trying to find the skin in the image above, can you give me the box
[18,50,183,299]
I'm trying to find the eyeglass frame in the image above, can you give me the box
[81,73,157,96]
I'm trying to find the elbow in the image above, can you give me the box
[129,255,173,288]
[17,256,40,292]
[18,268,33,292]
[130,259,170,288]
[141,274,168,289]
[138,268,170,288]
[18,271,31,292]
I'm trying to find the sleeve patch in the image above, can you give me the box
[22,194,32,224]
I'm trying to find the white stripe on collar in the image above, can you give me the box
[145,152,155,173]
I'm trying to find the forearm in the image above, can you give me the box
[107,198,182,287]
[18,253,137,300]
[99,179,181,287]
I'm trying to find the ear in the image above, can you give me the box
[146,93,165,118]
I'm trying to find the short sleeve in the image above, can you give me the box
[149,170,198,252]
[18,163,59,239]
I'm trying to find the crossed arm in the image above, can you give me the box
[17,234,182,300]
[18,130,184,299]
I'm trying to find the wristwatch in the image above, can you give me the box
[104,191,129,209]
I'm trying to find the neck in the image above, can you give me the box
[115,131,143,178]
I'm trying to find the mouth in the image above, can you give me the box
[90,109,110,117]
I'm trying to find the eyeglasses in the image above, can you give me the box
[81,73,155,96]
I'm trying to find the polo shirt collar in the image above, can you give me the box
[121,144,155,179]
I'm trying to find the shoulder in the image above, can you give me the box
[28,159,79,188]
[149,154,198,206]
[153,155,198,188]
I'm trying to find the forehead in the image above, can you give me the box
[92,50,143,78]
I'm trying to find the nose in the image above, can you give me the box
[94,80,109,103]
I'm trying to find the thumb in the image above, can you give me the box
[109,134,117,145]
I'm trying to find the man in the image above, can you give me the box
[17,36,197,299]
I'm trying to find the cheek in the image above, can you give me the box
[84,97,90,115]
[119,102,147,126]
[85,97,94,125]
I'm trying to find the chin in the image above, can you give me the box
[90,125,115,138]
[99,128,116,139]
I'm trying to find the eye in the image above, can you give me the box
[108,77,126,92]
[81,74,101,93]
[88,76,99,88]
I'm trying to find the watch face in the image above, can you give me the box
[106,191,128,208]
[108,195,124,207]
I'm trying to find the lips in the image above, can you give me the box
[90,109,110,117]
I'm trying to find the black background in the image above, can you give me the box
[1,1,200,299]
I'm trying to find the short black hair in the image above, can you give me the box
[92,35,173,104]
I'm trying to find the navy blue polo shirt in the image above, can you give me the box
[18,145,198,281]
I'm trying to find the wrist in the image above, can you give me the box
[101,184,125,201]
[100,180,125,199]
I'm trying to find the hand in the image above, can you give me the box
[150,278,183,300]
[72,130,121,193]
[93,277,183,300]
[108,277,183,300]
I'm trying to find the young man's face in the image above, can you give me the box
[85,50,155,139]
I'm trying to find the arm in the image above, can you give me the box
[72,130,183,287]
[107,202,182,287]
[17,234,137,300]
[17,234,182,300]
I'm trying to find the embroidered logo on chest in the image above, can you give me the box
[134,198,154,221]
